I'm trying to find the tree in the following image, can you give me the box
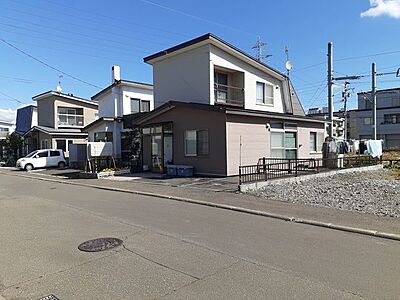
[3,133,22,166]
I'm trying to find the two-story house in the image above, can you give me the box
[348,87,400,149]
[83,66,153,161]
[23,91,98,156]
[123,33,326,176]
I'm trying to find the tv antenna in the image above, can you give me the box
[284,46,293,77]
[56,75,63,93]
[252,36,272,62]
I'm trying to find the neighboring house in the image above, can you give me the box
[0,120,15,140]
[123,33,326,176]
[307,107,345,139]
[0,120,16,160]
[23,91,98,156]
[348,87,400,149]
[15,105,38,136]
[84,66,153,161]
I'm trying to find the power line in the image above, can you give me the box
[0,22,153,54]
[0,90,28,104]
[8,0,188,39]
[0,15,163,50]
[0,38,102,89]
[137,0,255,36]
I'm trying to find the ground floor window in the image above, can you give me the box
[121,130,141,162]
[184,129,209,156]
[309,132,325,153]
[94,132,113,143]
[271,131,297,159]
[41,139,50,149]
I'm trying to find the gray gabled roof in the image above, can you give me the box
[24,125,88,137]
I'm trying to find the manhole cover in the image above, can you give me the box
[78,237,123,252]
[39,295,59,300]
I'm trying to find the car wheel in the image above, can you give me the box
[58,162,66,169]
[25,164,33,171]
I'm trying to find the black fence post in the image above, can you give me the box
[263,157,266,173]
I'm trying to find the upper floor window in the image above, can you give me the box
[256,82,274,105]
[384,114,400,124]
[58,107,84,127]
[0,127,9,132]
[363,117,372,125]
[141,100,150,112]
[131,98,151,113]
[131,98,140,113]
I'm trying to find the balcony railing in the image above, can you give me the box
[214,83,244,107]
[58,114,84,127]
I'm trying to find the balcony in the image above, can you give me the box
[214,83,244,107]
[58,114,84,127]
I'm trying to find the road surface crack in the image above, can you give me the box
[122,244,200,280]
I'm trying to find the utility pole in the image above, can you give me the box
[327,42,334,138]
[342,82,351,140]
[372,63,377,140]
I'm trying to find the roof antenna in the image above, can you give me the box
[56,75,63,93]
[252,36,272,62]
[285,46,293,77]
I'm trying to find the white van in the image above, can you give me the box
[16,149,66,171]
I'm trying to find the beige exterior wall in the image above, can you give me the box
[152,44,211,108]
[226,116,270,176]
[36,94,98,129]
[54,97,98,129]
[226,114,325,176]
[141,106,227,176]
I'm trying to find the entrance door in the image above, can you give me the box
[163,134,173,166]
[151,135,163,172]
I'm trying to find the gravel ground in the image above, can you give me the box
[252,169,400,218]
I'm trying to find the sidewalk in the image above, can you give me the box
[4,168,399,237]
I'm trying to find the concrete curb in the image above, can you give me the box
[1,170,400,242]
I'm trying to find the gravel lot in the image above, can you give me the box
[252,169,400,218]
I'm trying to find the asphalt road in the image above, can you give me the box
[0,172,399,299]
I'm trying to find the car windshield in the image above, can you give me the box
[25,151,39,158]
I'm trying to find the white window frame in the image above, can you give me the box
[256,81,274,106]
[309,132,317,152]
[57,107,84,127]
[184,129,209,157]
[270,123,297,159]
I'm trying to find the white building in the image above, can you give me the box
[0,120,15,140]
[146,34,304,116]
[84,66,154,160]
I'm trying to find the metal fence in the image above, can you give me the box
[239,156,382,185]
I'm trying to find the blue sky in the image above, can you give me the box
[1,0,400,122]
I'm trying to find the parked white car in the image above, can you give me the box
[16,149,66,171]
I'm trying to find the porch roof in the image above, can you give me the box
[24,126,88,137]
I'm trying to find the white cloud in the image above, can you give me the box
[0,108,16,124]
[361,0,400,18]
